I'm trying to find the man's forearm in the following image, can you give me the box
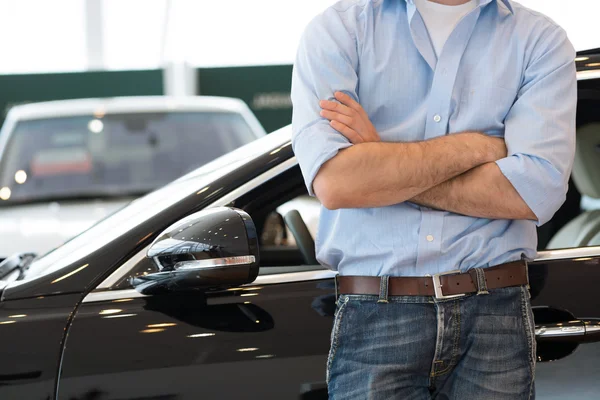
[411,162,537,220]
[313,132,503,209]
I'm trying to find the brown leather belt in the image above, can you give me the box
[336,260,528,299]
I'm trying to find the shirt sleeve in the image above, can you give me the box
[495,26,577,226]
[291,8,359,196]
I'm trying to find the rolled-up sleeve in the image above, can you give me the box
[291,8,360,196]
[495,27,577,226]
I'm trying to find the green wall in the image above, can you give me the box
[0,69,163,127]
[0,65,294,133]
[198,65,293,133]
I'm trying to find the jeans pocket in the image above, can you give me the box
[326,295,350,385]
[520,286,537,399]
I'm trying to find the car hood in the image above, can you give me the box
[0,199,133,258]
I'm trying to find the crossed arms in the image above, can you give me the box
[313,92,537,221]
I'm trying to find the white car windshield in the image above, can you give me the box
[0,112,257,205]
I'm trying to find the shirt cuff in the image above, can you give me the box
[292,124,352,197]
[495,154,566,226]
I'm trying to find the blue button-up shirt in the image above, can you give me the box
[291,0,576,276]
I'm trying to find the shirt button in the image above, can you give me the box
[426,235,434,242]
[433,114,441,123]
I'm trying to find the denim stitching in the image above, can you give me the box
[432,299,461,377]
[326,296,349,385]
[429,302,445,383]
[520,286,536,399]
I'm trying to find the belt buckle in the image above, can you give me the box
[429,270,466,300]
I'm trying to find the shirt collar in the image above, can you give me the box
[405,0,514,15]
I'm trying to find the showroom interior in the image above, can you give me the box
[1,1,600,399]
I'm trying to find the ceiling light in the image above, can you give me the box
[88,119,104,133]
[146,323,177,328]
[188,333,216,338]
[99,309,122,315]
[102,314,137,319]
[140,328,165,334]
[14,170,27,184]
[237,347,259,352]
[0,187,11,200]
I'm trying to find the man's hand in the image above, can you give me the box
[319,91,380,143]
[320,92,507,162]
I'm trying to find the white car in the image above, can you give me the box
[0,96,266,259]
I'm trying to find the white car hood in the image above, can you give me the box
[0,199,132,258]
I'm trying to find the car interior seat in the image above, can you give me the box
[283,209,318,265]
[547,123,600,249]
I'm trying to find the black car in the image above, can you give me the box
[2,66,600,399]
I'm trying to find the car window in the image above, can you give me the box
[261,196,320,248]
[257,194,323,273]
[0,112,257,205]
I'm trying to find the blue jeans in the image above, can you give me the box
[327,285,536,399]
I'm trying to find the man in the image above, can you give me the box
[291,0,576,399]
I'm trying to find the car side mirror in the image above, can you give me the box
[132,207,259,295]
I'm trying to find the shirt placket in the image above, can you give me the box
[409,6,482,274]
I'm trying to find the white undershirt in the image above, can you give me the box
[414,0,477,57]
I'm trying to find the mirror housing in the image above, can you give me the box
[132,207,259,295]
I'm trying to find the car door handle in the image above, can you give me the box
[535,319,600,342]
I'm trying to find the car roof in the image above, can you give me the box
[7,96,253,120]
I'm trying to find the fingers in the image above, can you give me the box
[334,91,367,116]
[329,120,364,144]
[319,99,354,117]
[320,110,355,127]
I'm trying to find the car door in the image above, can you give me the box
[56,164,333,400]
[56,273,334,400]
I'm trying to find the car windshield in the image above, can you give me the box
[0,112,258,205]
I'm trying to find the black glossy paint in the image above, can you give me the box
[0,294,81,399]
[146,208,256,263]
[133,207,260,294]
[57,280,334,399]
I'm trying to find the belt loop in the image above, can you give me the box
[469,267,489,296]
[522,257,531,290]
[378,275,390,303]
[334,274,340,303]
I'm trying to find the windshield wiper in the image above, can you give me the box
[0,253,37,280]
